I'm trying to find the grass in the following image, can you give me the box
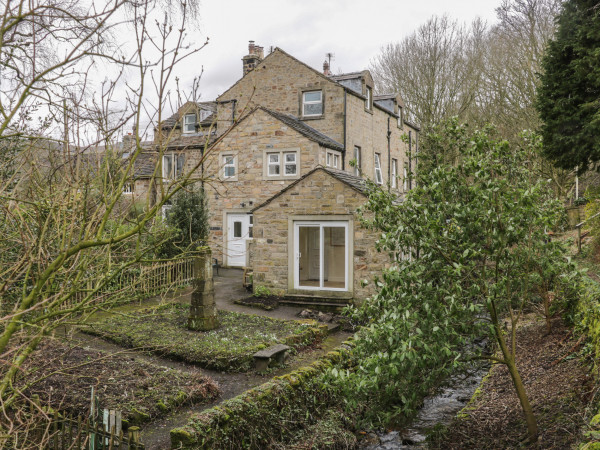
[82,303,323,372]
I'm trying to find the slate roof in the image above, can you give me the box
[133,152,158,177]
[330,72,364,82]
[251,166,370,212]
[260,108,344,151]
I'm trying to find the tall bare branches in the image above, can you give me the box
[0,0,209,423]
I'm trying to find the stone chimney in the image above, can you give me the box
[242,40,264,75]
[323,60,332,76]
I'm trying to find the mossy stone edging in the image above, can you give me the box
[170,339,355,449]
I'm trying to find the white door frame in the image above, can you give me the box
[293,221,349,291]
[226,212,252,267]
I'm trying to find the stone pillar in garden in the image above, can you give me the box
[188,247,219,331]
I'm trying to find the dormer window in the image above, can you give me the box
[199,110,211,122]
[302,91,323,117]
[365,86,372,110]
[183,113,196,133]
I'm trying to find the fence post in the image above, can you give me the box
[578,226,582,253]
[128,426,140,449]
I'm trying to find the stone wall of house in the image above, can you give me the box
[215,48,417,194]
[200,108,326,265]
[345,93,415,194]
[251,169,389,302]
[216,49,346,145]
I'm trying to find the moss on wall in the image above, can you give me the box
[170,340,355,449]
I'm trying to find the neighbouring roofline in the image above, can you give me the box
[251,166,370,213]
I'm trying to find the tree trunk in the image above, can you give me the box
[505,358,538,443]
[495,324,538,443]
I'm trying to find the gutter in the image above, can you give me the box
[408,131,412,191]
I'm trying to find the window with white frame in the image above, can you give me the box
[353,146,361,176]
[391,158,398,188]
[163,153,185,180]
[284,153,297,175]
[183,113,196,133]
[365,86,372,110]
[397,106,404,129]
[268,153,280,176]
[403,163,408,191]
[161,202,172,220]
[326,151,340,169]
[267,151,298,177]
[123,183,133,194]
[223,154,236,178]
[302,91,323,117]
[374,153,383,184]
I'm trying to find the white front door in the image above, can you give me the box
[226,213,252,267]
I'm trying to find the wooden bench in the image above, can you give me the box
[253,344,290,372]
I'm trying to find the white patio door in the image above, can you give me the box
[227,213,252,267]
[294,221,348,291]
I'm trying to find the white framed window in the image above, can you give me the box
[268,153,280,176]
[403,163,408,191]
[161,203,172,220]
[223,154,236,178]
[266,151,298,177]
[391,158,398,188]
[183,113,196,134]
[365,86,372,110]
[163,153,185,180]
[374,153,383,184]
[302,91,323,117]
[397,106,404,129]
[353,146,361,176]
[326,151,340,169]
[284,152,297,175]
[123,183,133,194]
[294,221,349,291]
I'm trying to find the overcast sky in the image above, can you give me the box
[179,0,502,103]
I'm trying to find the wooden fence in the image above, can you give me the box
[9,410,144,450]
[64,258,194,311]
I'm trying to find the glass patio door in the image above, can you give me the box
[294,221,348,291]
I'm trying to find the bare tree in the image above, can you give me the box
[370,15,486,129]
[371,0,574,200]
[0,0,209,438]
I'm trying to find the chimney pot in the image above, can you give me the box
[323,60,331,76]
[242,41,264,76]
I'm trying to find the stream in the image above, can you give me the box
[361,363,490,449]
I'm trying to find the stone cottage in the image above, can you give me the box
[142,41,419,302]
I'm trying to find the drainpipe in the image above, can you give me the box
[408,131,412,191]
[231,99,237,124]
[342,90,347,170]
[387,117,391,192]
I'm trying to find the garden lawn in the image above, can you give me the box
[14,339,219,426]
[83,304,322,372]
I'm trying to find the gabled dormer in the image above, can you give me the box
[330,71,374,112]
